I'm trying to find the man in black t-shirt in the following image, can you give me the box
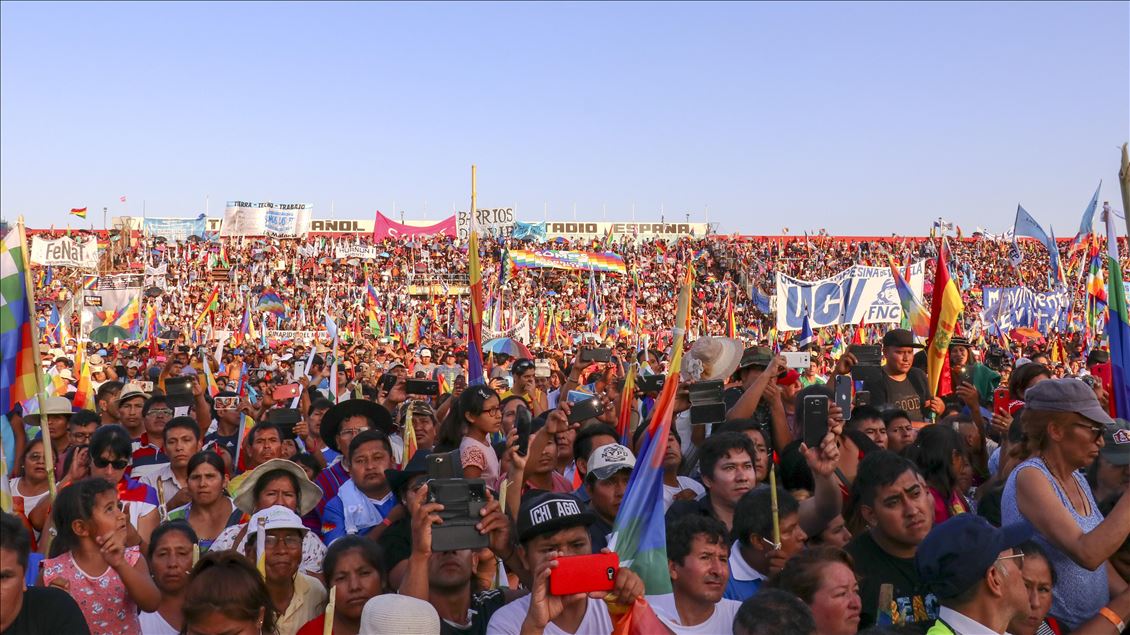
[0,512,90,635]
[844,451,939,631]
[833,329,943,423]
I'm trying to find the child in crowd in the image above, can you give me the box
[41,478,161,635]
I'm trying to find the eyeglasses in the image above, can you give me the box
[1071,421,1105,443]
[483,407,502,417]
[69,431,93,444]
[91,456,130,470]
[513,360,536,374]
[338,427,368,439]
[264,534,303,550]
[996,550,1025,568]
[148,408,174,418]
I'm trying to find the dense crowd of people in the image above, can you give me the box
[3,224,1130,635]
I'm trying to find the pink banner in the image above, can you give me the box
[372,211,456,239]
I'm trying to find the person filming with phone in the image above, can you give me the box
[485,491,644,635]
[398,479,522,634]
[832,328,944,422]
[507,358,549,418]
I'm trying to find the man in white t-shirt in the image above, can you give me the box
[486,491,644,635]
[647,514,741,634]
[661,429,705,511]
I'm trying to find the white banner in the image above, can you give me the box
[775,262,926,332]
[334,244,378,260]
[144,263,168,290]
[456,207,516,241]
[31,235,100,268]
[483,315,531,344]
[220,202,313,237]
[544,221,707,242]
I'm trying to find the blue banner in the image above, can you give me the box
[981,286,1071,333]
[512,220,547,241]
[142,214,208,242]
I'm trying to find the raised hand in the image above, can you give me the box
[96,526,128,570]
[521,553,584,633]
[408,484,444,557]
[476,490,513,560]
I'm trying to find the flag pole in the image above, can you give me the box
[1120,143,1130,248]
[16,216,57,500]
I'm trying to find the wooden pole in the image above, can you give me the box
[16,216,57,500]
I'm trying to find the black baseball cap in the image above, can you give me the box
[516,491,596,543]
[882,329,925,349]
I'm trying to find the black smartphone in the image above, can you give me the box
[637,374,665,393]
[405,379,439,396]
[426,449,462,479]
[847,344,881,366]
[688,380,726,426]
[580,348,612,363]
[515,405,532,456]
[568,396,605,423]
[834,375,853,418]
[802,395,829,449]
[165,376,194,396]
[267,408,302,440]
[951,367,970,387]
[854,390,871,407]
[379,374,398,392]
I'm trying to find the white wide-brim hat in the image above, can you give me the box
[680,336,745,382]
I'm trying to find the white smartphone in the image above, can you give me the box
[782,351,810,370]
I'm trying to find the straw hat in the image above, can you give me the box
[24,395,74,426]
[231,458,323,516]
[680,336,745,382]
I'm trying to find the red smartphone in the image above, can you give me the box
[993,387,1010,415]
[273,383,300,401]
[548,553,619,596]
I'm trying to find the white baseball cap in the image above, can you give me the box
[586,443,636,482]
[247,505,308,534]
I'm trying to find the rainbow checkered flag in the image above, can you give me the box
[1,227,39,417]
[0,443,11,512]
[608,265,694,594]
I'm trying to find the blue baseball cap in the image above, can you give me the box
[915,514,1032,600]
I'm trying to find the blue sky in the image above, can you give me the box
[1,1,1126,235]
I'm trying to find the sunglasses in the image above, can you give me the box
[91,455,130,470]
[1071,421,1105,443]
